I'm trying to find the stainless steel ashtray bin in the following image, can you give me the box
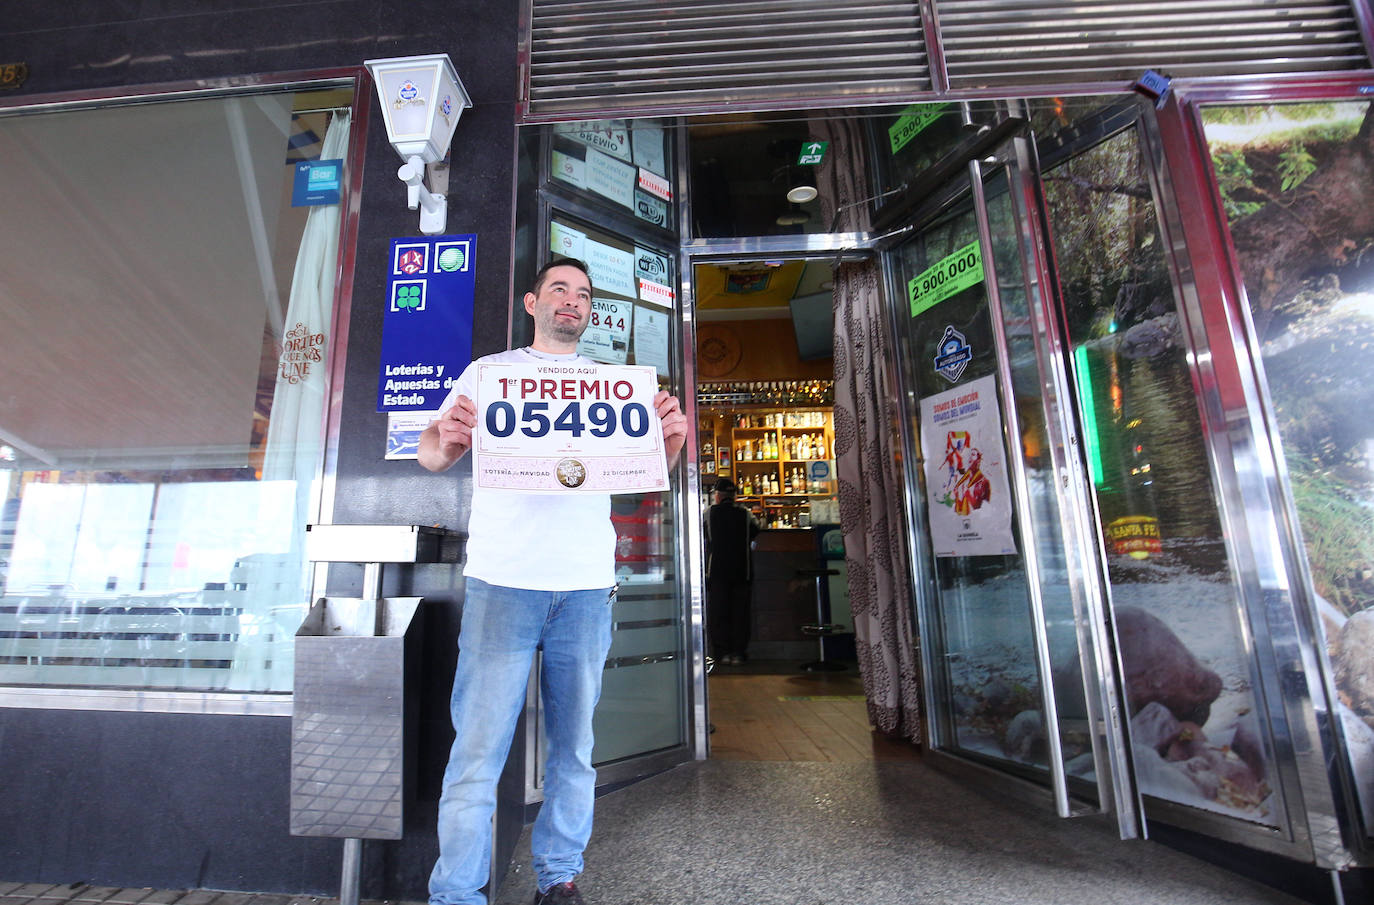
[290,594,421,841]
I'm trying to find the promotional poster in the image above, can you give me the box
[919,373,1017,556]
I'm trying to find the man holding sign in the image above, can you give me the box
[420,258,685,905]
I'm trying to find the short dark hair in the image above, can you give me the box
[713,477,737,495]
[530,257,590,295]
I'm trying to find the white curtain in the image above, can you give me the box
[248,109,350,690]
[262,109,350,484]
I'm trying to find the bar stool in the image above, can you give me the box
[796,566,844,671]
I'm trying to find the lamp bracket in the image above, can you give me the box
[398,155,446,235]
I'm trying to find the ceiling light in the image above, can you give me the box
[786,184,818,204]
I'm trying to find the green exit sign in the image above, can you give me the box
[797,140,828,165]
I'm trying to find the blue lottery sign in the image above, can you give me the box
[377,234,476,412]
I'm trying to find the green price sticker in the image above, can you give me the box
[888,103,949,154]
[908,240,984,317]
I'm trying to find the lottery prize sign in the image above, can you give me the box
[473,362,668,494]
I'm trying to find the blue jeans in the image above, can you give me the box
[429,578,615,905]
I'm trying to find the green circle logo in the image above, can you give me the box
[438,247,465,272]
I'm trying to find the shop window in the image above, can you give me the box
[1200,98,1374,831]
[0,82,357,694]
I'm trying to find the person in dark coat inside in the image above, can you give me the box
[704,477,760,665]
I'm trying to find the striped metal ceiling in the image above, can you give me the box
[523,0,1371,118]
[936,0,1370,89]
[523,0,931,119]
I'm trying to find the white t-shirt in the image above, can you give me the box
[435,347,616,591]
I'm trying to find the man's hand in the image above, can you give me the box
[418,395,478,472]
[655,390,687,467]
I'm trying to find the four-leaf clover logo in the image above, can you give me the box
[396,284,423,310]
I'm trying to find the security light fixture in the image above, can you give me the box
[364,53,472,235]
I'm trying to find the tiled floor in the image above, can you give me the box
[706,664,921,762]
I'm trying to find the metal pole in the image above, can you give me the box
[362,561,382,635]
[340,837,363,905]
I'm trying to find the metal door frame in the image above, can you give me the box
[678,231,877,755]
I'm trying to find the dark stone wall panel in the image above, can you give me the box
[0,1,518,898]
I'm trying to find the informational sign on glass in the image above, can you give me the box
[632,305,670,377]
[585,147,636,209]
[631,122,666,176]
[909,240,984,318]
[549,213,675,376]
[583,238,637,297]
[578,297,633,364]
[384,411,435,460]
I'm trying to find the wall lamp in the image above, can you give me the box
[364,54,472,235]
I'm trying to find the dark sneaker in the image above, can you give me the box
[533,881,585,905]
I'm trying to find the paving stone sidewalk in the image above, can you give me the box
[0,883,419,905]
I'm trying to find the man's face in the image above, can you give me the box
[524,265,592,346]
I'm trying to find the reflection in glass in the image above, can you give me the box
[874,101,998,194]
[1044,125,1278,824]
[1201,99,1374,831]
[0,86,354,692]
[550,118,675,231]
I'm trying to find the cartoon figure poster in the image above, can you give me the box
[919,374,1018,557]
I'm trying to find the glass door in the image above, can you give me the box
[885,97,1325,855]
[1039,109,1289,839]
[886,127,1138,834]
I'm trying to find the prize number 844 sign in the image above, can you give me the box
[473,362,668,494]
